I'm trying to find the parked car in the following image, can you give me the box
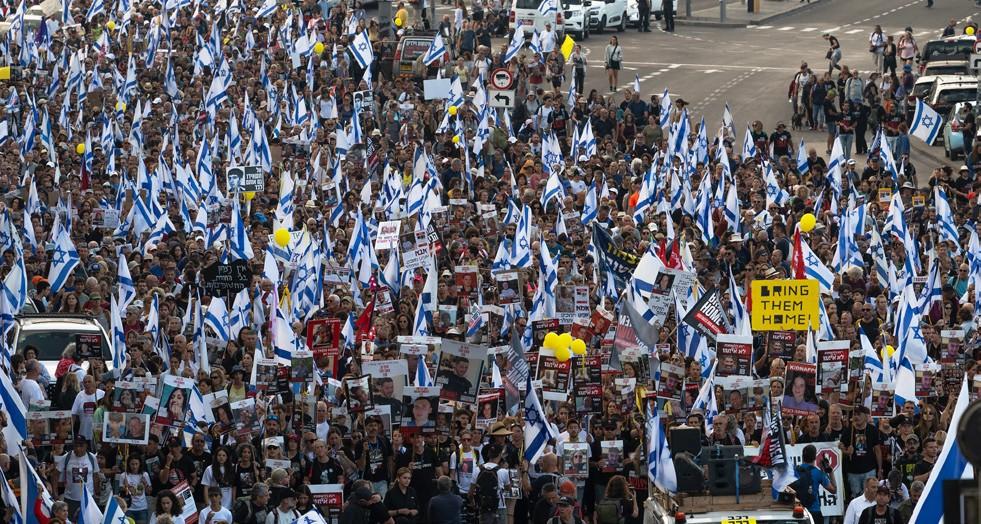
[918,35,975,75]
[942,102,978,160]
[906,75,939,124]
[392,32,448,78]
[626,0,676,26]
[924,75,977,146]
[588,0,627,33]
[9,314,113,378]
[922,59,971,77]
[562,0,592,39]
[510,0,564,36]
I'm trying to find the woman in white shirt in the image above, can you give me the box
[148,490,186,524]
[201,447,237,510]
[121,456,152,524]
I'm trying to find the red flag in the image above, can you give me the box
[791,227,804,279]
[355,298,375,341]
[80,164,90,192]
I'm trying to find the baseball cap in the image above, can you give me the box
[557,496,574,506]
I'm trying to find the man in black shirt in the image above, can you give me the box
[913,437,939,483]
[308,438,345,485]
[532,483,560,524]
[858,485,901,524]
[340,482,393,524]
[428,476,464,524]
[843,406,882,498]
[798,414,830,443]
[770,122,793,158]
[395,432,444,520]
[360,417,394,498]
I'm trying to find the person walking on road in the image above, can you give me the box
[869,25,885,73]
[637,0,651,32]
[824,33,842,72]
[662,0,675,32]
[605,37,623,93]
[571,45,587,94]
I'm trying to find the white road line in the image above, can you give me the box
[845,29,863,34]
[825,26,840,32]
[668,64,680,69]
[704,69,721,73]
[756,25,773,29]
[800,27,817,32]
[778,26,795,31]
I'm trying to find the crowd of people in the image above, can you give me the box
[0,0,974,524]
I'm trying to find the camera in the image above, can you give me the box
[820,456,832,474]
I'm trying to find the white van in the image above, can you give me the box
[510,0,564,37]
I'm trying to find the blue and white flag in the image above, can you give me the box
[798,236,834,293]
[423,34,447,66]
[47,221,79,293]
[110,296,127,372]
[538,0,556,16]
[350,31,374,69]
[909,98,943,146]
[935,186,960,248]
[796,139,809,174]
[860,327,885,383]
[0,366,26,455]
[117,252,136,310]
[416,353,433,386]
[658,88,671,127]
[204,297,231,343]
[523,374,558,465]
[511,205,532,268]
[633,74,641,93]
[77,484,103,524]
[908,375,974,523]
[581,181,598,225]
[647,406,677,492]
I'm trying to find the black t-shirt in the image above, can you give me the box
[913,458,935,479]
[362,436,394,482]
[188,450,212,503]
[858,504,900,524]
[396,446,439,501]
[846,424,881,474]
[895,453,919,488]
[309,456,344,485]
[385,486,419,524]
[770,130,792,157]
[235,462,260,498]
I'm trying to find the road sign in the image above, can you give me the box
[226,165,264,193]
[489,90,515,108]
[971,53,981,73]
[974,40,981,53]
[490,68,514,90]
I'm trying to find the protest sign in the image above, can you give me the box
[537,349,572,401]
[436,340,487,404]
[782,362,818,416]
[374,220,401,251]
[715,334,753,377]
[750,279,819,331]
[817,341,849,398]
[783,443,846,516]
[767,331,797,360]
[681,288,730,341]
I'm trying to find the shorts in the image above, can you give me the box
[608,60,621,70]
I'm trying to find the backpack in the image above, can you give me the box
[61,452,97,486]
[474,464,501,512]
[595,497,625,524]
[789,464,816,508]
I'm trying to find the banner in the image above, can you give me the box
[750,279,819,331]
[646,269,697,327]
[681,288,730,341]
[784,442,846,516]
[592,223,639,292]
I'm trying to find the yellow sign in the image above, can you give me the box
[560,34,576,61]
[721,518,757,524]
[0,67,9,81]
[751,279,819,331]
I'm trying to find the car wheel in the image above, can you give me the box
[617,15,625,31]
[597,16,606,33]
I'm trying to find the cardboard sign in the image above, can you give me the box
[226,165,264,193]
[715,334,753,377]
[374,220,402,251]
[817,340,850,398]
[75,333,102,359]
[751,279,819,331]
[200,260,253,296]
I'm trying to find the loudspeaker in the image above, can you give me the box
[705,446,761,496]
[670,426,702,457]
[674,452,705,494]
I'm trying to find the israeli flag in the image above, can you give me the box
[423,34,447,66]
[46,222,79,293]
[511,205,532,268]
[0,366,26,454]
[935,186,960,248]
[204,297,231,343]
[647,406,677,492]
[860,327,885,382]
[350,31,374,69]
[538,0,556,16]
[909,98,943,146]
[798,236,834,293]
[658,88,671,127]
[256,0,277,17]
[540,170,565,211]
[117,253,136,310]
[77,484,103,524]
[523,374,558,465]
[581,181,598,225]
[110,297,128,372]
[796,139,809,174]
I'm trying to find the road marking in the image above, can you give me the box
[845,28,863,34]
[778,26,795,31]
[825,26,840,32]
[800,27,818,32]
[704,69,721,73]
[668,64,680,69]
[755,25,772,29]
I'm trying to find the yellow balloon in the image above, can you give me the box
[884,345,895,358]
[116,101,126,112]
[394,17,403,27]
[557,333,573,351]
[799,212,816,233]
[555,345,572,362]
[274,228,291,248]
[448,105,458,116]
[967,26,976,36]
[543,332,561,351]
[75,143,85,155]
[106,20,116,31]
[452,135,460,144]
[570,338,587,355]
[244,191,256,201]
[314,42,326,55]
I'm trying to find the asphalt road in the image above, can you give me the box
[394,0,979,172]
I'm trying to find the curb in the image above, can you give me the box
[676,0,825,27]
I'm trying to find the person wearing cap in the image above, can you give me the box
[54,436,100,518]
[548,496,584,524]
[856,485,900,524]
[265,487,299,524]
[340,481,392,524]
[199,487,233,524]
[894,432,920,489]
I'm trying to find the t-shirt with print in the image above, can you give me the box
[71,390,105,440]
[846,424,881,474]
[450,448,482,493]
[58,452,98,502]
[361,437,393,482]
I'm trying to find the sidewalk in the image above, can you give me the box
[677,0,825,27]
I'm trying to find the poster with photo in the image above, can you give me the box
[344,375,374,413]
[112,381,146,413]
[503,468,522,499]
[767,331,798,360]
[364,405,393,437]
[537,350,572,401]
[915,364,942,399]
[253,356,280,393]
[532,319,560,352]
[308,484,345,522]
[574,384,603,414]
[455,265,479,297]
[436,340,487,404]
[27,411,73,446]
[476,392,501,429]
[400,386,441,434]
[556,285,577,324]
[207,390,235,435]
[306,318,342,359]
[436,402,457,435]
[480,203,499,236]
[871,385,894,418]
[601,440,624,473]
[717,375,758,414]
[620,347,651,387]
[646,269,697,327]
[103,413,150,444]
[231,398,260,439]
[716,334,754,377]
[682,381,700,412]
[291,350,315,384]
[561,442,590,478]
[572,355,602,388]
[363,359,409,420]
[940,330,964,365]
[494,271,522,305]
[155,375,193,428]
[76,333,102,359]
[782,362,819,417]
[402,230,432,271]
[817,341,850,398]
[657,363,684,401]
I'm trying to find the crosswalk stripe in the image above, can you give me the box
[778,26,794,31]
[756,25,773,29]
[825,26,840,32]
[846,28,863,34]
[800,27,817,32]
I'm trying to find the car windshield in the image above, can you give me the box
[923,41,973,62]
[17,330,111,362]
[925,66,968,75]
[938,88,976,105]
[912,83,932,98]
[515,0,541,8]
[562,0,584,5]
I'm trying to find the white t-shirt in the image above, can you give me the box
[20,378,45,408]
[121,472,151,511]
[480,462,512,510]
[71,389,106,440]
[201,465,235,509]
[449,448,482,493]
[199,506,234,524]
[57,451,99,502]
